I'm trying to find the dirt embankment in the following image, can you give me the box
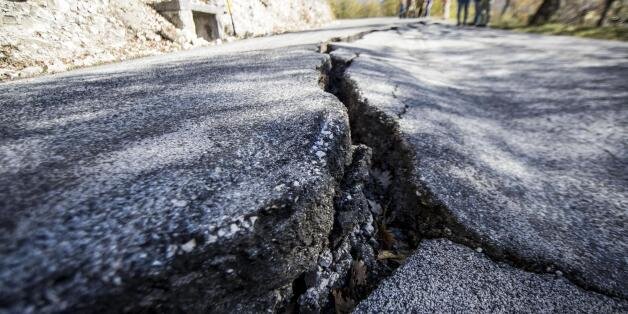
[0,0,333,81]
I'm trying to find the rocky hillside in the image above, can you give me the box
[0,0,333,81]
[223,0,334,37]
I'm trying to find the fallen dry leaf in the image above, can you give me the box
[378,223,396,249]
[350,260,367,288]
[377,250,401,260]
[332,288,355,314]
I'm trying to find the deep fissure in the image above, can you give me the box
[300,30,624,312]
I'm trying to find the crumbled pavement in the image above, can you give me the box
[329,21,628,306]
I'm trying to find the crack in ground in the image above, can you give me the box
[300,28,626,312]
[391,83,410,119]
[280,28,422,314]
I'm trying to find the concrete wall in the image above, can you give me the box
[193,11,220,40]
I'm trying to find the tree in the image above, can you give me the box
[528,0,561,26]
[597,0,617,26]
[500,0,511,17]
[328,0,363,19]
[443,0,452,19]
[361,0,384,17]
[381,0,401,16]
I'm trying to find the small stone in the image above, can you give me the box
[2,16,18,25]
[217,228,226,237]
[476,247,483,253]
[181,239,196,253]
[18,66,43,78]
[318,249,333,268]
[45,289,60,303]
[229,223,240,234]
[166,244,177,258]
[44,60,67,74]
[171,199,188,207]
[319,277,330,290]
[368,200,382,215]
[315,150,326,158]
[555,270,563,276]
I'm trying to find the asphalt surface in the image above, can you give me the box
[2,17,627,313]
[0,18,421,313]
[356,239,626,313]
[334,22,628,306]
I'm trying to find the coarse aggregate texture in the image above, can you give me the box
[0,17,421,313]
[4,17,626,313]
[356,239,627,313]
[0,45,353,313]
[332,22,628,298]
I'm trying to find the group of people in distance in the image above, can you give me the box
[457,0,492,26]
[399,0,492,27]
[399,0,435,18]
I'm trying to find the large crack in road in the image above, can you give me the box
[309,23,627,312]
[281,30,423,314]
[1,21,625,313]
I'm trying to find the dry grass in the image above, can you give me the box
[493,21,628,41]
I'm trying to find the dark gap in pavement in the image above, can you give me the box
[283,30,424,313]
[309,26,626,313]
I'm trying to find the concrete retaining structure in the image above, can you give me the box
[151,0,226,40]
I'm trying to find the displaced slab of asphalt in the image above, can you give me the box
[0,47,352,312]
[355,239,626,313]
[0,18,424,313]
[327,22,628,308]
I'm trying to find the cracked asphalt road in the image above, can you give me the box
[331,23,628,309]
[1,17,626,313]
[0,47,350,312]
[0,18,419,313]
[356,239,626,313]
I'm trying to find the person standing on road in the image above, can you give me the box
[424,0,433,17]
[473,0,492,26]
[403,0,412,18]
[457,0,470,25]
[414,0,425,17]
[473,0,482,25]
[481,0,492,25]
